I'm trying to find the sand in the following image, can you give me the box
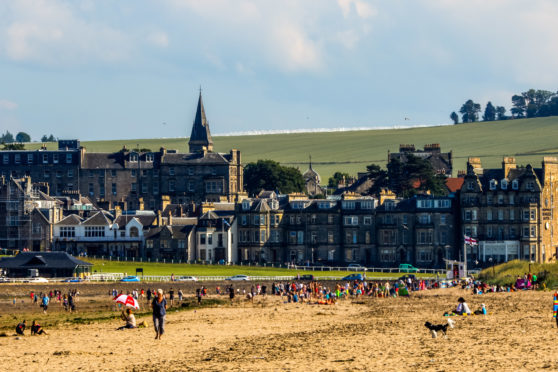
[1,287,557,371]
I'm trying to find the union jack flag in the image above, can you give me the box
[464,235,478,246]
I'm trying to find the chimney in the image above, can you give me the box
[502,157,517,178]
[178,205,183,217]
[138,197,144,211]
[161,195,170,212]
[114,205,122,219]
[467,157,483,175]
[156,210,162,226]
[379,188,396,205]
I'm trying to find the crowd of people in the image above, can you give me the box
[24,289,80,314]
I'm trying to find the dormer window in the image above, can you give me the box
[512,180,519,190]
[242,200,251,211]
[270,200,279,210]
[145,153,154,162]
[130,153,138,162]
[489,179,497,190]
[501,179,508,190]
[467,182,475,191]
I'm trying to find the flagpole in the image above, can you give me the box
[463,240,468,279]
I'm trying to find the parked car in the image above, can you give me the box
[399,264,419,273]
[294,274,314,281]
[120,276,140,282]
[63,277,84,283]
[342,273,364,281]
[348,264,367,271]
[24,277,49,283]
[225,275,250,281]
[176,276,198,282]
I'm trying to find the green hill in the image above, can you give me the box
[26,116,558,181]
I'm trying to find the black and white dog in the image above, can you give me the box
[424,318,455,338]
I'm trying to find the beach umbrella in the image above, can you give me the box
[114,294,140,310]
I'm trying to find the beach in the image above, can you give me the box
[0,285,557,371]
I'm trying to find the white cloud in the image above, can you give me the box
[338,0,377,19]
[1,0,131,64]
[147,31,169,48]
[0,99,18,110]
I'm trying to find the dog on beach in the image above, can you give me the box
[425,319,454,338]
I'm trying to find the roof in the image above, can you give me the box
[188,92,213,149]
[82,211,112,226]
[446,177,464,193]
[56,214,83,226]
[144,225,194,240]
[114,214,156,229]
[0,252,93,269]
[161,152,230,165]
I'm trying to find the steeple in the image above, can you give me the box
[188,90,214,153]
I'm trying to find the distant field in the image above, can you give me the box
[25,116,558,180]
[84,258,435,278]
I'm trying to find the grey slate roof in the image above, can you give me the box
[188,92,213,149]
[56,214,83,226]
[0,252,93,269]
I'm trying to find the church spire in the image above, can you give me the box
[188,90,214,153]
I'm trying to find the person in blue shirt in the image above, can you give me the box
[42,295,49,314]
[151,289,167,340]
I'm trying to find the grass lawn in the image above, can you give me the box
[480,259,558,288]
[85,258,436,278]
[25,116,558,180]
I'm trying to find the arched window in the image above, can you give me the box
[129,226,139,237]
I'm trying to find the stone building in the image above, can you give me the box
[0,176,63,251]
[303,158,326,196]
[460,156,558,265]
[375,195,457,268]
[0,93,244,211]
[388,144,453,176]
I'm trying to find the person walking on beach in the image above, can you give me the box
[196,288,202,305]
[41,294,49,314]
[169,288,175,306]
[228,285,235,304]
[151,289,167,340]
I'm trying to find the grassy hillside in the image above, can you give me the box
[25,116,558,181]
[479,259,558,288]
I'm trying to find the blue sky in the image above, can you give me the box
[1,0,558,141]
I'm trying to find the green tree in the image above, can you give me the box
[496,106,507,120]
[511,95,526,118]
[244,160,304,196]
[482,102,496,121]
[2,143,25,150]
[365,163,388,195]
[47,134,56,142]
[0,131,14,143]
[15,132,31,143]
[459,99,481,123]
[328,171,351,188]
[387,155,447,198]
[450,111,459,124]
[41,135,48,142]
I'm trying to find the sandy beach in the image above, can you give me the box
[1,285,557,371]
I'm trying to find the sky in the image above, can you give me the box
[1,0,558,141]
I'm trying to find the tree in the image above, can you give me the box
[511,95,526,118]
[47,134,56,142]
[496,106,507,120]
[328,171,351,188]
[387,155,447,198]
[450,111,459,124]
[15,132,31,143]
[0,131,14,143]
[41,135,48,142]
[244,160,304,196]
[482,102,496,121]
[459,99,481,123]
[2,143,25,150]
[364,163,388,195]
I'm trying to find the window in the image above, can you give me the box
[487,195,493,205]
[310,214,316,224]
[381,230,396,245]
[85,226,105,237]
[344,216,358,225]
[142,183,147,194]
[88,183,94,196]
[527,181,535,191]
[380,248,395,262]
[467,182,475,191]
[440,215,447,225]
[342,201,355,210]
[523,210,530,221]
[253,215,260,225]
[32,223,42,234]
[142,170,148,177]
[27,154,33,163]
[530,210,536,221]
[146,153,154,162]
[60,226,75,237]
[99,184,105,197]
[310,232,318,244]
[487,226,493,238]
[417,231,433,244]
[509,194,514,205]
[418,214,431,224]
[270,230,280,243]
[153,169,159,177]
[260,230,266,242]
[146,240,153,249]
[289,216,295,225]
[111,170,117,177]
[169,180,175,192]
[14,154,20,164]
[68,169,74,177]
[178,240,186,249]
[43,170,50,178]
[53,153,59,163]
[363,216,372,225]
[523,227,529,238]
[129,153,138,162]
[328,214,334,224]
[169,167,175,176]
[465,210,471,221]
[206,181,222,193]
[131,183,137,192]
[2,154,8,164]
[487,209,492,221]
[501,179,508,190]
[440,231,447,244]
[530,226,536,237]
[417,249,433,262]
[56,171,62,178]
[498,209,504,221]
[207,234,213,245]
[489,179,497,190]
[112,183,117,195]
[328,231,334,244]
[296,215,301,225]
[260,215,266,225]
[66,153,72,163]
[188,167,194,176]
[361,201,374,209]
[131,169,136,177]
[297,231,304,244]
[153,183,159,195]
[512,180,519,190]
[42,154,48,164]
[200,234,206,245]
[365,231,371,244]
